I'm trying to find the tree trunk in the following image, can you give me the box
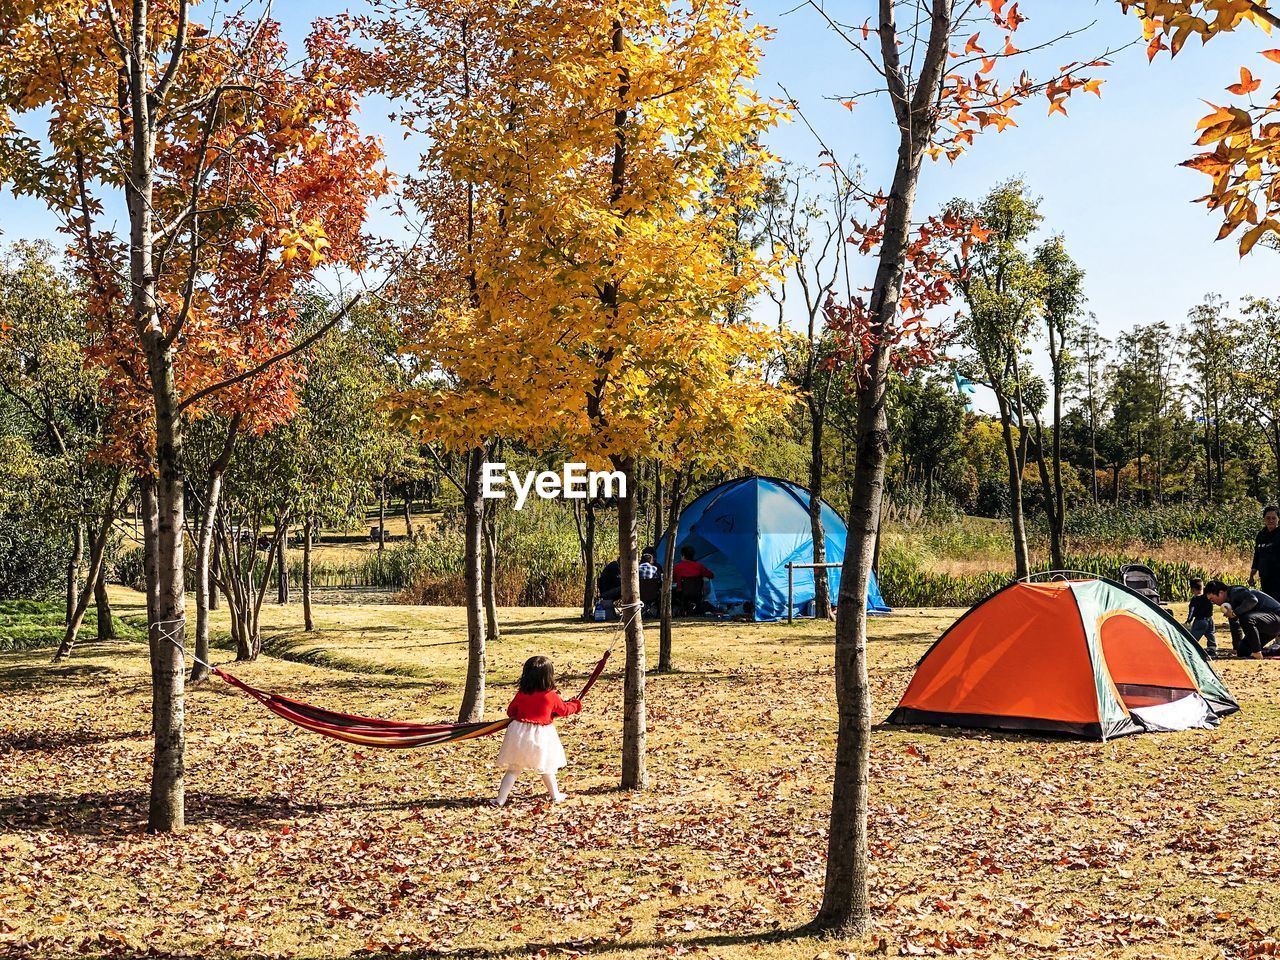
[303,515,315,632]
[996,392,1030,579]
[65,520,84,626]
[209,545,220,610]
[377,479,387,553]
[94,562,115,641]
[276,519,289,604]
[579,498,597,619]
[816,2,951,928]
[1050,352,1066,567]
[658,470,684,673]
[457,447,487,722]
[483,499,500,642]
[616,455,647,790]
[193,419,237,683]
[53,473,123,661]
[809,405,833,619]
[403,494,414,538]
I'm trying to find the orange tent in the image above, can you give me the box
[887,578,1237,740]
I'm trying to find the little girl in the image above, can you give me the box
[492,656,582,806]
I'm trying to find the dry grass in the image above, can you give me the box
[3,591,1279,959]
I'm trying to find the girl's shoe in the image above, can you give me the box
[488,798,505,807]
[551,792,568,803]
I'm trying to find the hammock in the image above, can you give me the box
[210,647,613,749]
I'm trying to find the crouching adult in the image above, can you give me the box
[1204,579,1280,659]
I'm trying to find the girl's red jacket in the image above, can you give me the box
[506,690,582,725]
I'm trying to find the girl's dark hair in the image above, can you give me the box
[519,656,556,693]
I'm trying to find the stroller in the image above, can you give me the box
[1119,563,1175,618]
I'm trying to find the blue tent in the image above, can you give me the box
[655,476,891,621]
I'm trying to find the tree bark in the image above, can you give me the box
[457,446,487,723]
[578,498,597,619]
[616,455,647,790]
[483,500,500,641]
[403,494,414,538]
[303,514,315,632]
[809,405,833,619]
[377,478,387,553]
[658,470,684,673]
[94,562,115,641]
[193,418,237,683]
[53,473,123,661]
[996,392,1031,579]
[276,519,289,604]
[65,520,84,626]
[815,0,952,933]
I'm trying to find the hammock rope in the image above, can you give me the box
[155,600,639,750]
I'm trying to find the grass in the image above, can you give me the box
[0,599,143,651]
[3,588,1280,958]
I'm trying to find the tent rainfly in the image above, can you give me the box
[887,578,1237,740]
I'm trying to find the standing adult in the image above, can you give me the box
[1249,505,1280,600]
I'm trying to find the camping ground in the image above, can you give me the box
[2,590,1279,959]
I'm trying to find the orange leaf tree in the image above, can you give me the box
[1119,1,1280,252]
[0,2,387,831]
[811,0,1111,934]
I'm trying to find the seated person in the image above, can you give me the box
[638,552,661,580]
[597,557,622,605]
[672,545,715,590]
[1204,579,1280,659]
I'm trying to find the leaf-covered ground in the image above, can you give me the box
[2,589,1279,959]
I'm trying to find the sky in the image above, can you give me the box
[2,1,1275,348]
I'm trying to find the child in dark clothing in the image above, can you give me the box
[1186,577,1217,658]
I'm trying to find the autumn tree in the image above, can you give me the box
[0,4,387,831]
[811,0,1110,933]
[375,0,780,782]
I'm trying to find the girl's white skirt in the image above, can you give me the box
[496,720,566,773]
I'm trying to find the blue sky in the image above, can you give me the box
[2,1,1275,344]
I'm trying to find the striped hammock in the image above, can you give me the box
[213,648,612,749]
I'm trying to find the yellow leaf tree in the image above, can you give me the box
[369,0,783,785]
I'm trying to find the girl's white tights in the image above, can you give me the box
[494,771,565,805]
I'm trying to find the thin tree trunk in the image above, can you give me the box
[209,545,220,610]
[276,519,289,604]
[377,478,387,553]
[457,447,487,723]
[616,455,647,790]
[65,520,84,626]
[658,470,684,673]
[654,469,665,547]
[816,0,952,931]
[809,405,833,619]
[483,500,500,642]
[303,515,315,632]
[53,473,123,661]
[578,498,597,619]
[94,562,115,641]
[403,495,414,538]
[193,418,237,683]
[996,392,1031,579]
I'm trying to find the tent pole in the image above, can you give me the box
[788,563,794,624]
